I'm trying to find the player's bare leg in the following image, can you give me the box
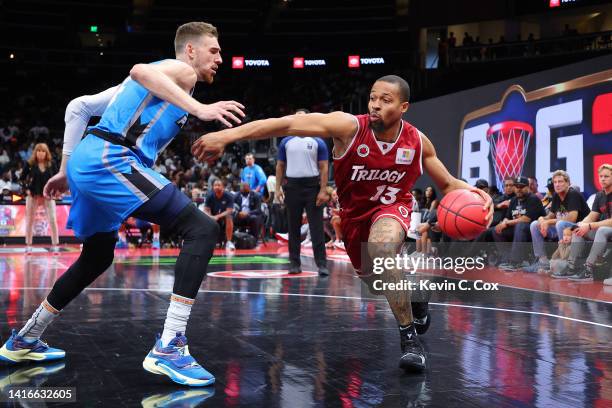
[365,217,426,371]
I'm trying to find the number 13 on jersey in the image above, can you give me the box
[370,185,401,205]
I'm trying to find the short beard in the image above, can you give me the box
[369,120,385,133]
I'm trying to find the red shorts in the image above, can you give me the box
[340,201,413,273]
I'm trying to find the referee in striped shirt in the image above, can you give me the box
[275,109,330,276]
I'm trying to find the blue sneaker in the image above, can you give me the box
[143,333,215,387]
[141,388,215,408]
[0,361,65,390]
[115,240,128,249]
[0,330,65,364]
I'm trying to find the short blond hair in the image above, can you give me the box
[174,22,218,55]
[551,169,570,184]
[598,163,612,173]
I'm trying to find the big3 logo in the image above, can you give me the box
[459,69,611,196]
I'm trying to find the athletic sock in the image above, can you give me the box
[153,230,160,242]
[18,299,60,342]
[161,294,194,347]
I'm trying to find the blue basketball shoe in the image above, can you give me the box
[0,330,65,363]
[143,333,215,387]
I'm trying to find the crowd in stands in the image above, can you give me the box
[437,24,611,67]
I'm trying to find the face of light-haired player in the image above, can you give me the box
[182,34,222,84]
[368,81,408,133]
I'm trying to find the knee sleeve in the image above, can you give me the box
[171,204,219,299]
[47,231,117,310]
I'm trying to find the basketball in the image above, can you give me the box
[437,189,489,240]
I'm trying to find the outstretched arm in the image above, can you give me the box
[192,111,357,163]
[130,60,245,128]
[421,133,493,222]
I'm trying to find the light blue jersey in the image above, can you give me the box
[67,59,192,238]
[90,60,189,167]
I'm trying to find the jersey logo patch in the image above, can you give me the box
[176,114,188,128]
[396,148,415,165]
[357,144,370,157]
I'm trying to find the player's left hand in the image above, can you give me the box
[470,188,494,225]
[192,132,227,164]
[316,190,329,207]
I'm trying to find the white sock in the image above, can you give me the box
[153,230,160,241]
[161,294,194,347]
[18,299,60,342]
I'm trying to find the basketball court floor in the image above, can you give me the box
[0,243,611,407]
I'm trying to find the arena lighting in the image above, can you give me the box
[90,25,98,33]
[293,57,304,68]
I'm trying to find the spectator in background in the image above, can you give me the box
[0,172,12,194]
[528,177,543,199]
[475,179,489,194]
[21,143,59,253]
[541,177,554,212]
[325,188,343,250]
[240,152,266,196]
[234,182,263,241]
[0,148,10,171]
[414,186,439,257]
[559,164,612,281]
[492,177,515,226]
[203,179,235,250]
[493,177,545,271]
[411,188,425,210]
[525,170,590,272]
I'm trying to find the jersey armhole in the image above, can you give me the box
[333,115,360,160]
[417,129,424,176]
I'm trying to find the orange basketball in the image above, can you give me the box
[437,189,489,240]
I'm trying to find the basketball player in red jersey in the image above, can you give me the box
[192,75,493,371]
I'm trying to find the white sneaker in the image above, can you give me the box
[51,246,60,253]
[25,246,32,254]
[604,277,612,286]
[333,240,345,251]
[225,241,235,250]
[301,238,312,248]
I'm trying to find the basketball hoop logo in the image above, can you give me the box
[486,121,533,191]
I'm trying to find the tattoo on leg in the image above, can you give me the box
[367,217,412,325]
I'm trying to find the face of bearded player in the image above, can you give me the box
[367,81,408,133]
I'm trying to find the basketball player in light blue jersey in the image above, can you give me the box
[0,22,244,387]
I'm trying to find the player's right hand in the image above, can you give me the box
[195,101,245,128]
[43,172,69,199]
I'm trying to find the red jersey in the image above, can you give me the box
[333,114,423,221]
